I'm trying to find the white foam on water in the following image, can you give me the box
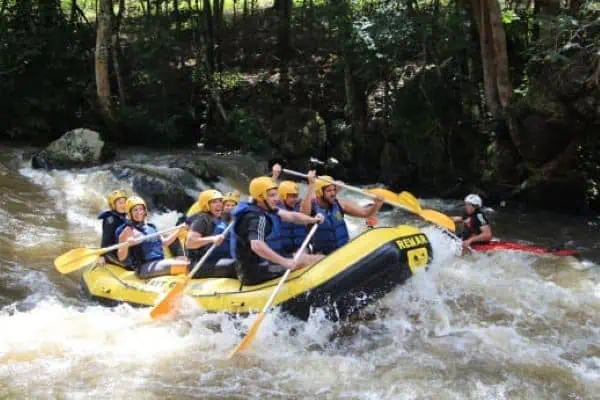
[1,153,597,399]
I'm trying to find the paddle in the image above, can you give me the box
[54,224,185,274]
[283,169,456,232]
[228,223,319,359]
[397,191,422,213]
[149,221,235,320]
[395,191,474,251]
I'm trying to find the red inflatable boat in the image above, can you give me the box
[471,240,580,257]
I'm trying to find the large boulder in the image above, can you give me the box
[168,154,219,182]
[186,152,267,187]
[32,128,115,169]
[110,163,197,212]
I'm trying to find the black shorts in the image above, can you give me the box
[236,261,286,286]
[136,259,173,279]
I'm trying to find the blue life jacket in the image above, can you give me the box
[115,221,164,266]
[230,202,283,260]
[98,210,127,223]
[208,218,232,261]
[279,202,307,254]
[312,199,349,255]
[98,210,127,248]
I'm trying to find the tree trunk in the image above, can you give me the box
[39,0,59,27]
[112,0,127,106]
[470,0,513,115]
[174,0,180,33]
[278,0,292,102]
[569,0,584,12]
[471,0,520,183]
[343,56,368,143]
[203,0,215,73]
[214,0,223,72]
[95,0,113,121]
[138,0,147,15]
[535,0,561,41]
[111,35,127,106]
[70,0,77,22]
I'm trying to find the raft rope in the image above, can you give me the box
[96,261,141,291]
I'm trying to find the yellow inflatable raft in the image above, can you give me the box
[82,225,432,320]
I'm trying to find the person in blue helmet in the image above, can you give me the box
[230,176,324,286]
[98,189,128,265]
[116,196,188,278]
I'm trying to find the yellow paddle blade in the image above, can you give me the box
[228,312,266,359]
[178,227,188,244]
[54,247,104,274]
[367,188,399,203]
[149,277,191,320]
[420,209,456,232]
[186,202,202,217]
[397,191,422,214]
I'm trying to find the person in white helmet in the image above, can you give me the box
[453,194,492,248]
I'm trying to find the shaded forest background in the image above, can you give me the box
[0,0,598,211]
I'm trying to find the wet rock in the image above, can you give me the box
[110,162,197,212]
[31,128,115,170]
[167,154,219,182]
[190,152,267,186]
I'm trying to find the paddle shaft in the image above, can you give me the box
[113,224,185,252]
[258,223,319,314]
[283,169,415,213]
[186,221,234,279]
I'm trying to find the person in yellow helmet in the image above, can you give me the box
[277,180,308,254]
[185,189,236,278]
[300,170,384,255]
[230,176,325,286]
[115,196,188,277]
[222,190,241,222]
[98,189,129,265]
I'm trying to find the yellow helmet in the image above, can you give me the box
[197,189,224,212]
[249,176,278,201]
[126,196,147,215]
[224,190,241,205]
[106,189,128,210]
[315,176,335,197]
[278,180,299,200]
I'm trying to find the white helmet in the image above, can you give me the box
[464,194,482,207]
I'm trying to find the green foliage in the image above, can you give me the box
[2,0,599,210]
[501,9,520,24]
[227,108,269,153]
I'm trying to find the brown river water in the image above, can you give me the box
[1,143,599,399]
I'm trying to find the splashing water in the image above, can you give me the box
[0,145,599,399]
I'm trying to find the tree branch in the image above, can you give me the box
[75,3,91,24]
[113,0,125,31]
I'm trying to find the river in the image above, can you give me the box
[1,143,599,399]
